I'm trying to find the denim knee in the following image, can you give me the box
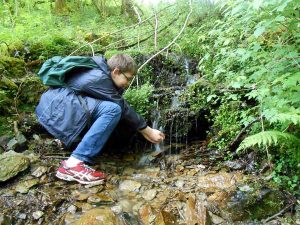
[94,101,122,121]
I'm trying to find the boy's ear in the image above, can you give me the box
[112,68,120,75]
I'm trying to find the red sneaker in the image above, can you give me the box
[56,161,106,185]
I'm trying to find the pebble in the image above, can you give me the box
[119,180,141,192]
[32,211,44,220]
[67,205,77,214]
[142,189,157,201]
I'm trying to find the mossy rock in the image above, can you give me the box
[0,151,30,182]
[0,56,26,79]
[17,76,46,105]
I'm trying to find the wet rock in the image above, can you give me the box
[142,189,157,201]
[119,212,140,225]
[119,199,137,212]
[155,211,178,225]
[197,172,243,192]
[67,205,77,214]
[220,188,285,221]
[224,160,246,170]
[15,178,39,193]
[73,207,122,225]
[119,180,141,192]
[87,193,114,205]
[31,166,47,178]
[32,211,44,220]
[16,213,27,220]
[208,212,224,224]
[185,195,211,225]
[111,205,122,214]
[139,204,157,224]
[7,133,27,152]
[0,135,11,151]
[0,151,30,182]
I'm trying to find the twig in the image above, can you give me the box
[229,117,260,150]
[125,0,192,91]
[262,202,295,223]
[68,4,175,56]
[153,7,158,50]
[137,0,193,73]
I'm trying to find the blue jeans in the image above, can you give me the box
[71,101,121,163]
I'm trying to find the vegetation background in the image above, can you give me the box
[0,0,299,195]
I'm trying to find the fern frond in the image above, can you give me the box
[237,130,300,152]
[269,113,300,125]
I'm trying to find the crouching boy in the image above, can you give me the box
[36,54,165,185]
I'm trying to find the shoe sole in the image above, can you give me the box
[56,171,105,185]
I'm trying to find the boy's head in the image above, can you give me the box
[108,54,137,89]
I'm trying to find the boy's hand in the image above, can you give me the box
[139,126,165,144]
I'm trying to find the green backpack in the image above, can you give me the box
[37,56,99,86]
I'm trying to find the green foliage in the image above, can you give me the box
[237,131,300,154]
[124,83,154,118]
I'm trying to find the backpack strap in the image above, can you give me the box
[76,94,92,129]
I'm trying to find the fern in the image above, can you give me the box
[237,130,300,152]
[269,113,300,125]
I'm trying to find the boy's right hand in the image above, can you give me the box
[139,126,165,144]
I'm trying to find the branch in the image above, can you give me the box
[153,7,158,50]
[229,117,260,150]
[114,15,180,50]
[68,4,175,56]
[262,202,295,223]
[137,0,193,73]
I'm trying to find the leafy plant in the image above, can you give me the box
[124,82,154,118]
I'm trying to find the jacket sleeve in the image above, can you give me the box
[67,69,148,131]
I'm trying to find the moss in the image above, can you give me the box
[0,56,26,79]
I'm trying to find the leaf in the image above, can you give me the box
[254,25,266,38]
[207,94,217,102]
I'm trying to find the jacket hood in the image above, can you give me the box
[92,56,110,75]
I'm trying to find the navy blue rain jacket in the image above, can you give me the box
[35,56,147,147]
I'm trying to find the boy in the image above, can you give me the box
[36,54,165,185]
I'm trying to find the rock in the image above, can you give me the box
[73,207,122,225]
[67,205,77,214]
[139,204,157,224]
[111,205,122,214]
[185,195,211,225]
[87,193,114,205]
[142,189,157,201]
[6,133,27,152]
[197,172,243,192]
[15,178,39,194]
[32,166,47,178]
[175,179,185,188]
[224,160,245,170]
[155,211,178,225]
[119,180,141,192]
[208,212,224,224]
[16,213,27,220]
[219,188,285,221]
[32,211,44,220]
[0,135,11,151]
[0,151,30,182]
[0,214,12,225]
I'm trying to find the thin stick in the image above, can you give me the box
[137,0,193,73]
[153,7,158,50]
[263,202,295,223]
[68,4,175,56]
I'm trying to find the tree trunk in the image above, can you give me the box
[54,0,66,13]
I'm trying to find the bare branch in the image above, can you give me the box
[68,4,176,56]
[153,7,158,50]
[137,0,193,73]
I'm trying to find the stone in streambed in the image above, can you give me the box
[0,151,30,182]
[119,180,141,192]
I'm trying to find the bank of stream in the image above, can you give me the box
[0,54,299,224]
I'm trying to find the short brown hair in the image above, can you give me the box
[107,53,137,75]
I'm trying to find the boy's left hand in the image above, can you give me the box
[139,126,165,144]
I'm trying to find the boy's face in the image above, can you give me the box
[111,68,135,89]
